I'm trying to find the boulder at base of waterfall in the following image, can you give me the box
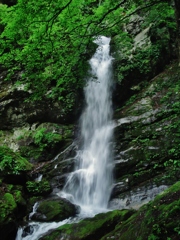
[39,209,135,240]
[31,198,80,222]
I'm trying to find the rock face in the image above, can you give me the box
[109,62,180,210]
[0,73,77,239]
[0,73,77,131]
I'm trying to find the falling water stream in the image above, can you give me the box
[16,36,114,240]
[62,36,114,210]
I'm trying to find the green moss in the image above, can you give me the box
[14,190,26,205]
[3,193,17,210]
[39,201,62,220]
[0,193,17,224]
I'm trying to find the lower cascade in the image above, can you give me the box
[16,36,114,239]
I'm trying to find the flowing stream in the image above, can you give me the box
[16,36,114,240]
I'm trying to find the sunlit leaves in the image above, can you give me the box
[0,0,178,110]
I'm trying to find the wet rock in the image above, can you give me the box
[22,225,34,238]
[109,183,168,210]
[41,142,78,188]
[110,181,130,199]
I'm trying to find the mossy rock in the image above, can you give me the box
[40,209,135,240]
[0,193,17,224]
[102,181,180,240]
[0,191,24,239]
[0,184,27,220]
[0,146,32,177]
[26,180,52,196]
[32,198,79,222]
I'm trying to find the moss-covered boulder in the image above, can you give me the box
[0,193,17,224]
[102,181,180,240]
[40,209,135,240]
[0,188,27,240]
[0,146,32,184]
[31,198,80,222]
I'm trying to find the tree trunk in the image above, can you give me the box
[174,0,180,65]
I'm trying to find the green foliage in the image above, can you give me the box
[0,0,92,110]
[26,180,51,196]
[33,127,63,147]
[0,146,32,175]
[143,2,176,31]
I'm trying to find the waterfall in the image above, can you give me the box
[63,36,114,210]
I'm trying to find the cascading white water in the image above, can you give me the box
[63,36,114,210]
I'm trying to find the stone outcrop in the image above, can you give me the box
[0,74,76,131]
